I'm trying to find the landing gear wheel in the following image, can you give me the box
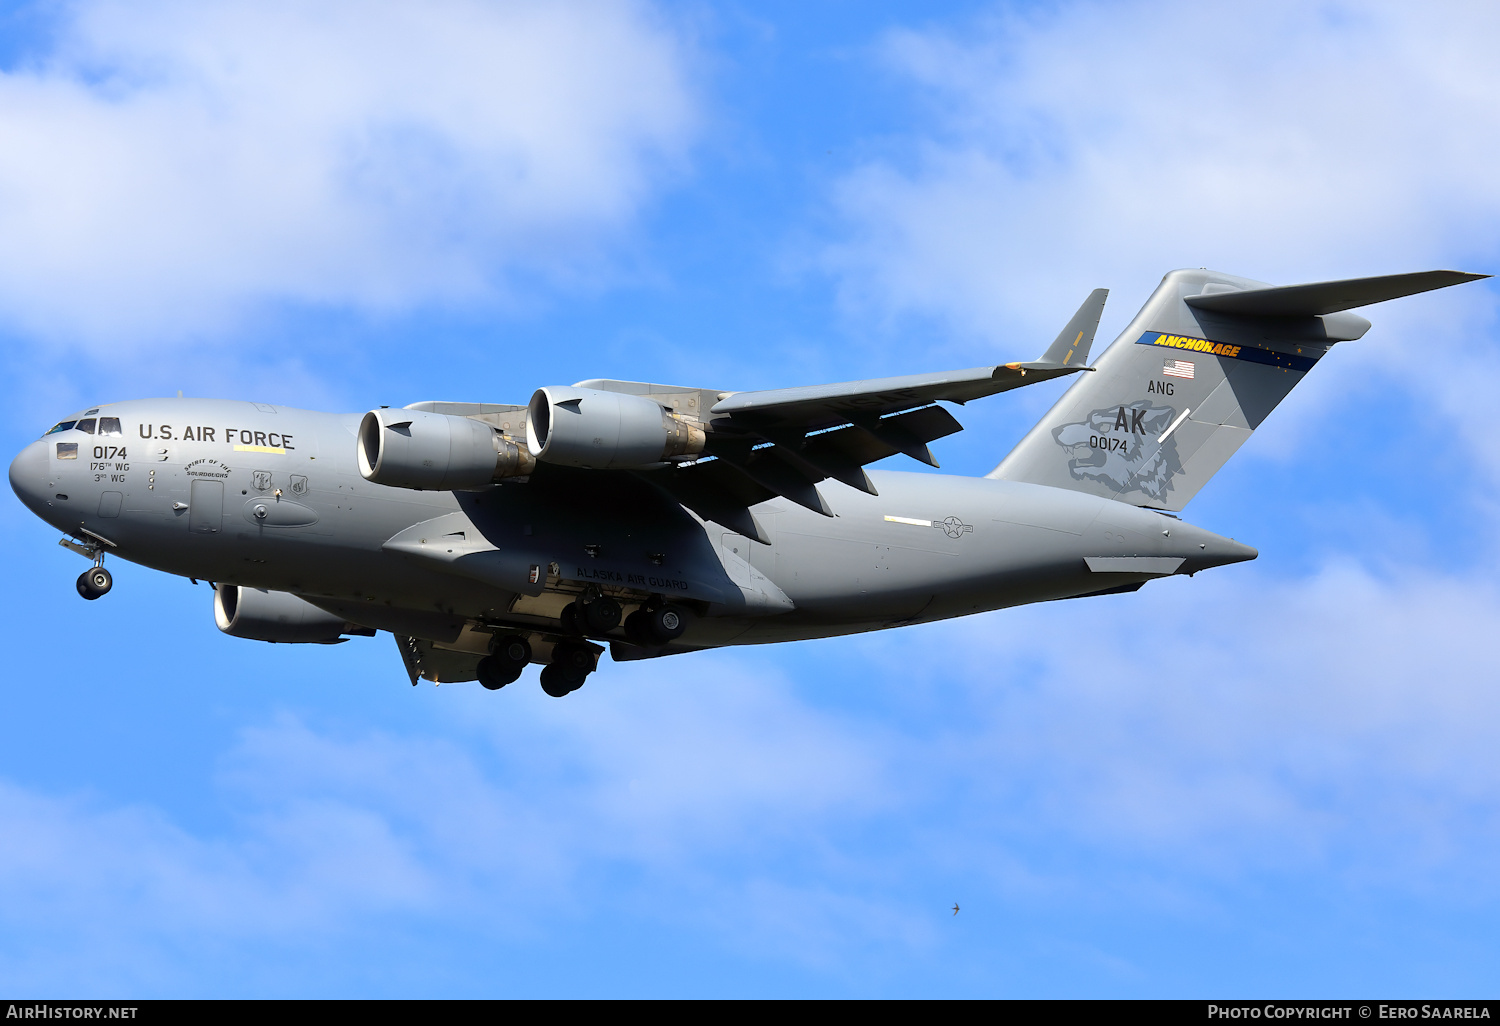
[477,634,532,691]
[580,595,622,634]
[552,642,593,679]
[476,654,523,691]
[558,602,584,636]
[76,566,112,600]
[624,609,652,646]
[491,634,532,666]
[627,603,689,645]
[539,664,574,698]
[648,604,688,642]
[540,642,593,696]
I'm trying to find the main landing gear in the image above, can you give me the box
[624,603,689,646]
[76,564,112,600]
[501,594,693,696]
[540,642,594,698]
[476,634,531,691]
[563,590,690,647]
[559,593,621,636]
[472,631,596,699]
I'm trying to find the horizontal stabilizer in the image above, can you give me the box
[1184,270,1489,318]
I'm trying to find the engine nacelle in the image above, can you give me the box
[214,586,368,644]
[358,408,533,490]
[526,387,705,469]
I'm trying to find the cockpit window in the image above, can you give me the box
[44,421,77,436]
[98,417,122,436]
[75,418,97,434]
[56,442,77,459]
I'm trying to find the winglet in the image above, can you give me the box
[1039,288,1108,367]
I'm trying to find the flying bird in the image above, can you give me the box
[952,903,959,916]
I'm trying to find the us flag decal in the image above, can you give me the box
[1162,359,1195,379]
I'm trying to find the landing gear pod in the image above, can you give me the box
[214,585,369,644]
[358,408,534,491]
[526,387,705,470]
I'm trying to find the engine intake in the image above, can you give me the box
[527,387,705,469]
[214,586,372,644]
[358,408,534,490]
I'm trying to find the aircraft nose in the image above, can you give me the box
[9,438,50,516]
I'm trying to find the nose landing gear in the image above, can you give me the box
[77,565,112,600]
[60,533,115,600]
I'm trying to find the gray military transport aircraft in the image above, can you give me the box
[8,269,1488,696]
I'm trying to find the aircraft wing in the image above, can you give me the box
[579,289,1107,540]
[712,361,1075,423]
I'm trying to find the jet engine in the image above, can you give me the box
[526,387,705,469]
[214,585,371,644]
[358,408,534,490]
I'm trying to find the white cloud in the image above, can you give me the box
[817,0,1500,506]
[910,561,1500,890]
[0,0,697,347]
[0,663,900,990]
[2,560,1498,992]
[822,1,1500,349]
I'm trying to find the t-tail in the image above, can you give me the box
[990,268,1489,510]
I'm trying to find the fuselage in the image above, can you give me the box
[9,397,1255,659]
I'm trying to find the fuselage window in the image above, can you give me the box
[44,421,77,436]
[56,443,77,459]
[75,418,97,434]
[98,417,122,436]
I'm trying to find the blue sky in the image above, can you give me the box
[1,0,1498,998]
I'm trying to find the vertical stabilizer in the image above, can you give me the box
[989,268,1487,510]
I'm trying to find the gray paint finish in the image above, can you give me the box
[8,267,1485,689]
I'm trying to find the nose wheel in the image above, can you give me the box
[77,565,113,600]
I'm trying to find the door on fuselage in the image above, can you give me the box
[189,479,223,534]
